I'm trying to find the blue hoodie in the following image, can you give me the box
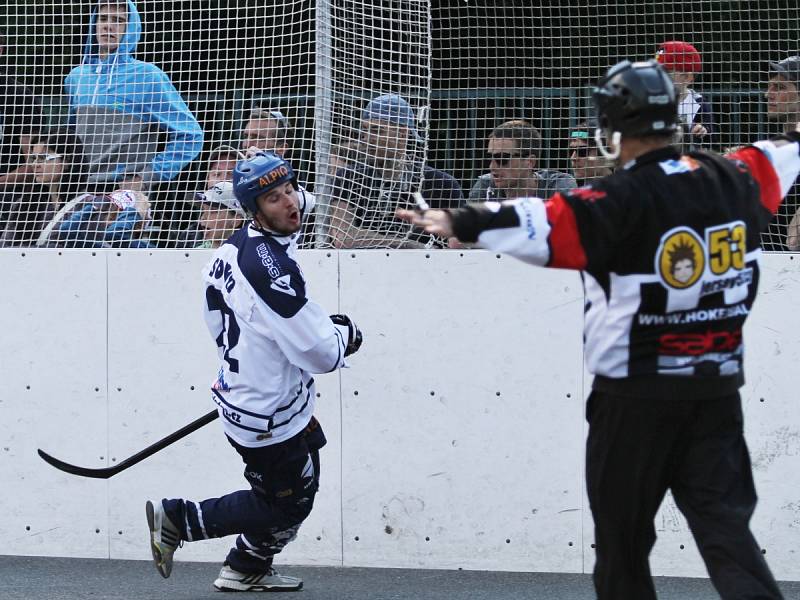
[64,0,203,187]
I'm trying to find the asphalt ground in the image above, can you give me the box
[2,555,800,599]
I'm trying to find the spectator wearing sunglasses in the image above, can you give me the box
[0,126,89,246]
[569,121,613,186]
[764,56,800,251]
[468,120,575,201]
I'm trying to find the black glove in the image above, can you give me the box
[330,314,363,357]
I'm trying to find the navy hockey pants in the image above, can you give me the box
[586,390,783,600]
[163,418,325,574]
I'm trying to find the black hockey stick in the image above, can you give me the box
[37,409,219,479]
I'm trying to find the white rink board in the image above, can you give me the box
[0,250,110,558]
[0,249,798,580]
[726,255,800,579]
[338,252,585,572]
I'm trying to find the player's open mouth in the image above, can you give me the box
[288,210,300,223]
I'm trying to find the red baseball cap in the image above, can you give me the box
[656,41,702,73]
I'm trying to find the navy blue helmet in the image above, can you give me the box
[232,152,297,216]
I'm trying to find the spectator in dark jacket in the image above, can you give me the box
[0,127,89,246]
[330,94,463,248]
[765,55,800,251]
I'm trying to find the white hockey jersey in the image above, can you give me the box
[202,223,347,447]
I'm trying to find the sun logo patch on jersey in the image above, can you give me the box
[656,227,705,289]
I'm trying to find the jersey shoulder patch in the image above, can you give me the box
[658,156,702,175]
[238,235,308,318]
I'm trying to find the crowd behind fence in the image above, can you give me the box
[1,1,799,251]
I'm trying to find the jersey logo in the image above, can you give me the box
[212,367,231,391]
[257,242,283,279]
[270,273,296,296]
[659,329,742,356]
[258,165,289,188]
[655,222,752,295]
[657,228,705,289]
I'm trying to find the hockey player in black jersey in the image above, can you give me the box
[399,60,800,600]
[145,152,362,592]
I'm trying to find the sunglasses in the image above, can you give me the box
[487,152,528,167]
[29,153,62,164]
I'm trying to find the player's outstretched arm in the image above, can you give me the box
[395,209,454,238]
[398,194,593,271]
[399,199,559,267]
[726,129,800,214]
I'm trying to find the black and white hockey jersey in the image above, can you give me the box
[203,224,348,446]
[451,137,800,399]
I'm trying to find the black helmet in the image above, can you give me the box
[592,60,678,137]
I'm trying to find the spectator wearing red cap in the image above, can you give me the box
[656,41,714,147]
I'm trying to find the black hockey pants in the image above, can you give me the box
[585,390,783,600]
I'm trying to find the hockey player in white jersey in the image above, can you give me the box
[145,152,362,592]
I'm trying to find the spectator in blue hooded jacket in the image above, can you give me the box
[64,0,203,193]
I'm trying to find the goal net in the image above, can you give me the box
[0,1,798,250]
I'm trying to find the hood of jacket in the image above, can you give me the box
[82,0,142,66]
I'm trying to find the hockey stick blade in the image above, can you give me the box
[37,448,123,479]
[37,409,219,479]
